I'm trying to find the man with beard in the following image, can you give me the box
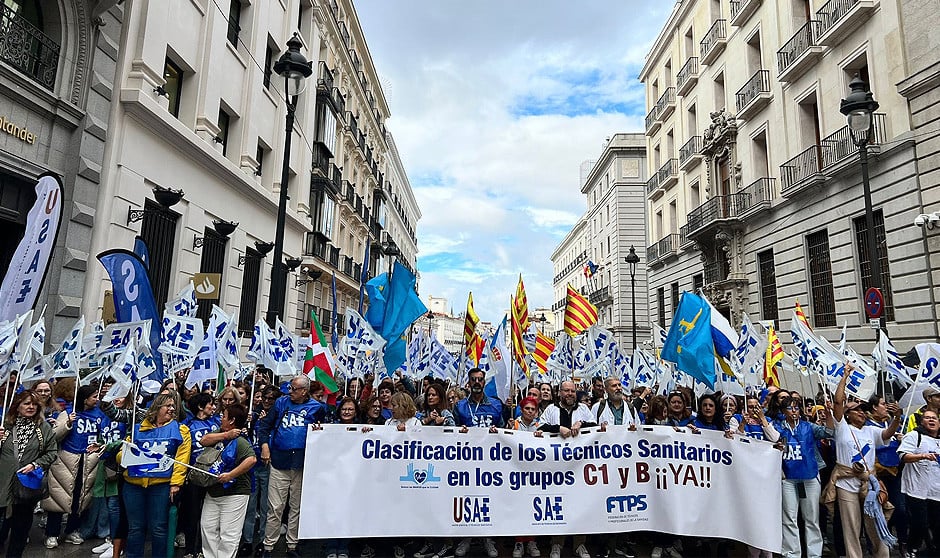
[593,377,639,429]
[452,368,502,558]
[540,381,597,558]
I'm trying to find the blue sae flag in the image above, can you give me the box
[97,249,164,381]
[660,291,716,389]
[133,236,150,271]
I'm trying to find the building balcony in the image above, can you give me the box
[703,260,729,285]
[735,69,772,121]
[736,177,776,218]
[657,158,679,191]
[346,112,359,139]
[341,181,355,207]
[679,224,694,249]
[685,193,745,239]
[815,0,877,46]
[342,255,354,277]
[645,105,661,135]
[777,21,825,82]
[676,57,699,96]
[646,172,663,199]
[312,141,331,176]
[700,19,728,66]
[330,164,342,194]
[331,87,345,117]
[647,241,660,263]
[679,136,703,171]
[0,3,60,90]
[820,112,886,171]
[780,144,825,196]
[304,233,328,259]
[656,87,676,121]
[589,286,613,307]
[328,245,340,268]
[650,233,680,266]
[730,0,762,27]
[317,61,334,94]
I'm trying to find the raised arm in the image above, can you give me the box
[833,363,850,423]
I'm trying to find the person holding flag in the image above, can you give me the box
[826,365,902,558]
[256,375,325,558]
[118,392,192,558]
[179,393,220,558]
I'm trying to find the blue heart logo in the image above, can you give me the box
[413,470,427,484]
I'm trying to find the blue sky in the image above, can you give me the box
[356,1,672,323]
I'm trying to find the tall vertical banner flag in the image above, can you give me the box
[358,239,371,315]
[132,236,150,271]
[0,174,63,322]
[464,292,479,347]
[661,292,717,389]
[563,285,598,337]
[97,249,163,379]
[511,276,530,373]
[380,261,428,373]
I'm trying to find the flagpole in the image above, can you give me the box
[130,380,141,444]
[247,367,257,424]
[902,367,925,421]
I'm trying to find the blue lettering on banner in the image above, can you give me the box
[532,496,564,522]
[452,496,491,524]
[15,279,31,304]
[606,494,648,514]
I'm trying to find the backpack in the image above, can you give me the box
[188,440,232,487]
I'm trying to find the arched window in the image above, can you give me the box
[1,0,60,89]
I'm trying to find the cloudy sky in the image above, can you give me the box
[356,1,673,322]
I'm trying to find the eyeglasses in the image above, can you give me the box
[785,405,801,411]
[468,377,485,384]
[287,385,306,392]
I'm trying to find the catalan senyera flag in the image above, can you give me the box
[564,284,598,336]
[511,276,530,373]
[794,300,811,331]
[764,324,784,387]
[533,332,555,373]
[463,292,479,347]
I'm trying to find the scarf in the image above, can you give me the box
[12,417,37,463]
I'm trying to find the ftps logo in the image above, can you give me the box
[400,463,441,488]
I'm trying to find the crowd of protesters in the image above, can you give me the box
[0,361,936,558]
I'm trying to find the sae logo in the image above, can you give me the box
[400,463,441,488]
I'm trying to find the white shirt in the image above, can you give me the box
[385,417,421,429]
[834,418,886,492]
[540,403,594,427]
[590,399,639,427]
[898,430,940,501]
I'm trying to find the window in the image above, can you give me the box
[217,109,230,156]
[309,181,335,239]
[263,43,274,89]
[806,229,836,327]
[255,142,266,177]
[238,247,262,335]
[315,100,338,157]
[853,209,894,321]
[692,273,704,293]
[227,0,242,47]
[670,282,680,317]
[196,228,228,326]
[713,71,725,112]
[657,287,666,328]
[163,58,183,118]
[139,199,180,309]
[757,249,778,321]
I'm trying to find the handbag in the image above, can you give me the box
[188,439,234,488]
[12,427,49,503]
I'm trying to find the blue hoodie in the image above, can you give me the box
[256,395,326,470]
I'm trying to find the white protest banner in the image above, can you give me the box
[300,425,782,552]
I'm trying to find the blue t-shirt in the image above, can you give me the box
[62,406,110,454]
[183,415,221,462]
[454,396,504,428]
[775,420,824,480]
[692,417,723,431]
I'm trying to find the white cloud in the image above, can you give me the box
[356,1,671,322]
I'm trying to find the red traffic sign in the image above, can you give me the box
[864,287,884,319]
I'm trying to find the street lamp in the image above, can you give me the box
[840,75,882,326]
[624,245,640,350]
[382,240,400,276]
[265,33,312,326]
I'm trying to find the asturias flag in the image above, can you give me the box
[661,291,717,389]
